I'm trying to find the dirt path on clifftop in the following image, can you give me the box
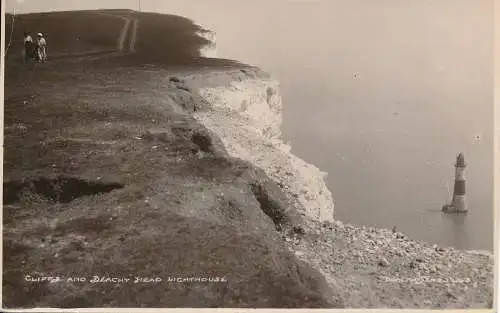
[93,12,138,53]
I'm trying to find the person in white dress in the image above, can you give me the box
[36,33,47,63]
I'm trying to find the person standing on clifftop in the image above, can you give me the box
[23,32,33,63]
[36,33,47,63]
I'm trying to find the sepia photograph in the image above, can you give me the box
[1,0,496,309]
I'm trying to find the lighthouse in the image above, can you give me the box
[442,153,468,213]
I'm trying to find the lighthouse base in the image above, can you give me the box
[442,203,468,214]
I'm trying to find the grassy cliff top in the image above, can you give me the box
[2,10,343,309]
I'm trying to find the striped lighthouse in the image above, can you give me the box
[442,153,468,213]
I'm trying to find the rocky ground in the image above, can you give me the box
[286,221,493,308]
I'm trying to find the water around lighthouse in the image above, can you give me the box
[273,1,494,252]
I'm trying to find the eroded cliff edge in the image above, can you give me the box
[185,69,335,226]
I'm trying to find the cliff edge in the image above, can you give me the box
[2,10,493,309]
[2,9,341,309]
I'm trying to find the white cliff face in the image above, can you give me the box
[187,25,335,223]
[197,79,282,139]
[196,29,217,58]
[185,68,335,225]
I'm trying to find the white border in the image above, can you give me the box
[0,0,498,312]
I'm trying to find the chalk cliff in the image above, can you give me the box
[191,72,335,226]
[194,30,335,225]
[196,29,217,58]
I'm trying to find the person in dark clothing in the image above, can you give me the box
[23,32,33,62]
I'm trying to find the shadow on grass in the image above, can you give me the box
[3,177,124,205]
